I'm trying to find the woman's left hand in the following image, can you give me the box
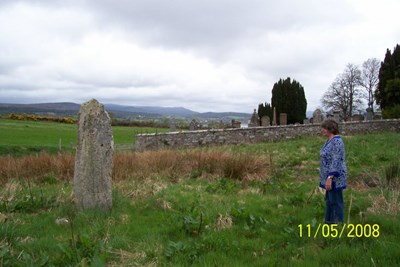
[326,177,332,191]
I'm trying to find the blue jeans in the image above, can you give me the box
[325,190,344,224]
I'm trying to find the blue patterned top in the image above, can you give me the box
[320,135,347,191]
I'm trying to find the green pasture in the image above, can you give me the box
[0,118,400,266]
[0,119,167,155]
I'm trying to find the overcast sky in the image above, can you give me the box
[0,0,399,113]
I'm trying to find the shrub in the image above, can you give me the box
[382,104,400,119]
[7,113,77,124]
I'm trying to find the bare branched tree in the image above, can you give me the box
[360,58,380,112]
[321,64,364,120]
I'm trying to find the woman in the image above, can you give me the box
[320,119,347,224]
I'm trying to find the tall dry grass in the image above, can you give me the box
[0,152,74,183]
[113,149,270,182]
[0,149,271,185]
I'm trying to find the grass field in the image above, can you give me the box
[0,119,167,155]
[0,119,400,266]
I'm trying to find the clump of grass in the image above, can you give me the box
[383,161,400,190]
[221,152,266,180]
[368,190,400,216]
[215,214,233,231]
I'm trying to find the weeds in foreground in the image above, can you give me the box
[1,133,400,266]
[0,149,272,185]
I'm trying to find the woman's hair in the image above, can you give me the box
[321,119,339,135]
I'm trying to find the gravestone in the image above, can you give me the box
[280,113,287,126]
[333,110,341,122]
[272,107,277,126]
[261,116,270,127]
[231,119,241,128]
[189,119,199,131]
[373,111,382,120]
[170,119,177,132]
[365,108,373,121]
[73,99,113,212]
[248,109,259,127]
[313,109,323,124]
[219,120,225,129]
[303,118,310,124]
[349,114,364,122]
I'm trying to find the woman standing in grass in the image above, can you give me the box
[320,119,347,224]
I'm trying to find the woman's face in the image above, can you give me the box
[321,127,330,137]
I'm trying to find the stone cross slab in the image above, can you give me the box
[73,99,113,212]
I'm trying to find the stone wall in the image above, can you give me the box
[135,119,400,151]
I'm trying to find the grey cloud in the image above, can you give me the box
[1,0,399,113]
[84,0,356,52]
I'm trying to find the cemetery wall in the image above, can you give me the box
[135,119,400,151]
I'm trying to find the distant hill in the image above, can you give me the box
[104,104,200,117]
[0,102,80,117]
[0,102,251,122]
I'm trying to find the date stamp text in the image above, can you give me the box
[298,223,380,238]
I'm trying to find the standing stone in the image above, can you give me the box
[280,113,287,126]
[272,107,277,126]
[73,99,113,212]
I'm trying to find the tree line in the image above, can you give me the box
[258,44,400,123]
[322,44,400,120]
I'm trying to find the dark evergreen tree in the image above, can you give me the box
[257,102,272,119]
[271,77,307,124]
[376,44,400,118]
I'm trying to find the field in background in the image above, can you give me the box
[0,119,167,155]
[0,119,400,266]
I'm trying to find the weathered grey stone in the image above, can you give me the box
[73,99,113,212]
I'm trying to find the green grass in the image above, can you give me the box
[1,122,400,266]
[0,119,167,155]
